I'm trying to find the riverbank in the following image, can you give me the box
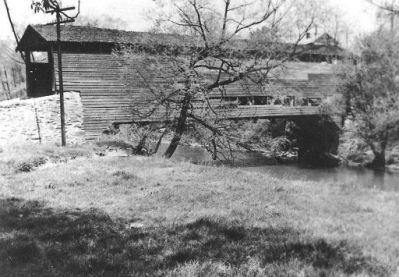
[106,121,399,170]
[339,148,399,172]
[0,144,398,276]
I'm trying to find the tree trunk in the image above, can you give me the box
[3,68,11,100]
[368,138,387,169]
[133,134,148,155]
[370,151,386,169]
[163,94,191,159]
[211,137,217,160]
[153,128,167,154]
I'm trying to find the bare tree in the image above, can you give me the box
[368,0,399,31]
[368,0,399,13]
[118,0,316,159]
[278,0,351,46]
[3,0,25,61]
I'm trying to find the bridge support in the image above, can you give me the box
[292,116,341,167]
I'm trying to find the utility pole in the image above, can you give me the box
[43,1,80,146]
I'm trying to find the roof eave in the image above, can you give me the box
[16,25,49,52]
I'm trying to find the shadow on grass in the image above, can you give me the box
[0,198,388,277]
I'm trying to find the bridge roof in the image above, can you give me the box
[16,25,346,57]
[20,25,183,47]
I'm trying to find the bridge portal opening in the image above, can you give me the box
[26,51,55,98]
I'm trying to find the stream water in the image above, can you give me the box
[155,144,399,192]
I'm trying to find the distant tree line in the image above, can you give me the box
[0,40,25,100]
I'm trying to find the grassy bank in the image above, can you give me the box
[0,144,398,276]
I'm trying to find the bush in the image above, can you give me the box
[14,156,47,173]
[0,144,96,174]
[387,153,399,165]
[95,140,135,152]
[270,137,291,154]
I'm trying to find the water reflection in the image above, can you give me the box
[244,165,398,192]
[154,144,399,192]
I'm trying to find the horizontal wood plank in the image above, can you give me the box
[53,53,340,139]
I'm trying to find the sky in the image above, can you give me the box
[0,0,379,41]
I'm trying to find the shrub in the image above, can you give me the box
[387,153,399,165]
[14,156,47,173]
[0,144,96,174]
[95,140,135,152]
[270,137,291,154]
[112,170,140,181]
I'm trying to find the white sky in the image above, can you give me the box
[0,0,378,41]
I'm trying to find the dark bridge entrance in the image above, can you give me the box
[27,63,53,97]
[26,51,54,98]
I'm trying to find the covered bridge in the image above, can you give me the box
[16,25,345,140]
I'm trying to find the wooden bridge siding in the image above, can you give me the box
[55,53,338,140]
[54,53,134,139]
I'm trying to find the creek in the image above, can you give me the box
[155,144,399,192]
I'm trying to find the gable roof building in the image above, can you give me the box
[16,25,344,139]
[17,25,185,53]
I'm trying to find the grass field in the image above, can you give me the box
[0,144,398,276]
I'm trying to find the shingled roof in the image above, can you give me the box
[33,25,182,45]
[16,25,186,51]
[16,24,345,57]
